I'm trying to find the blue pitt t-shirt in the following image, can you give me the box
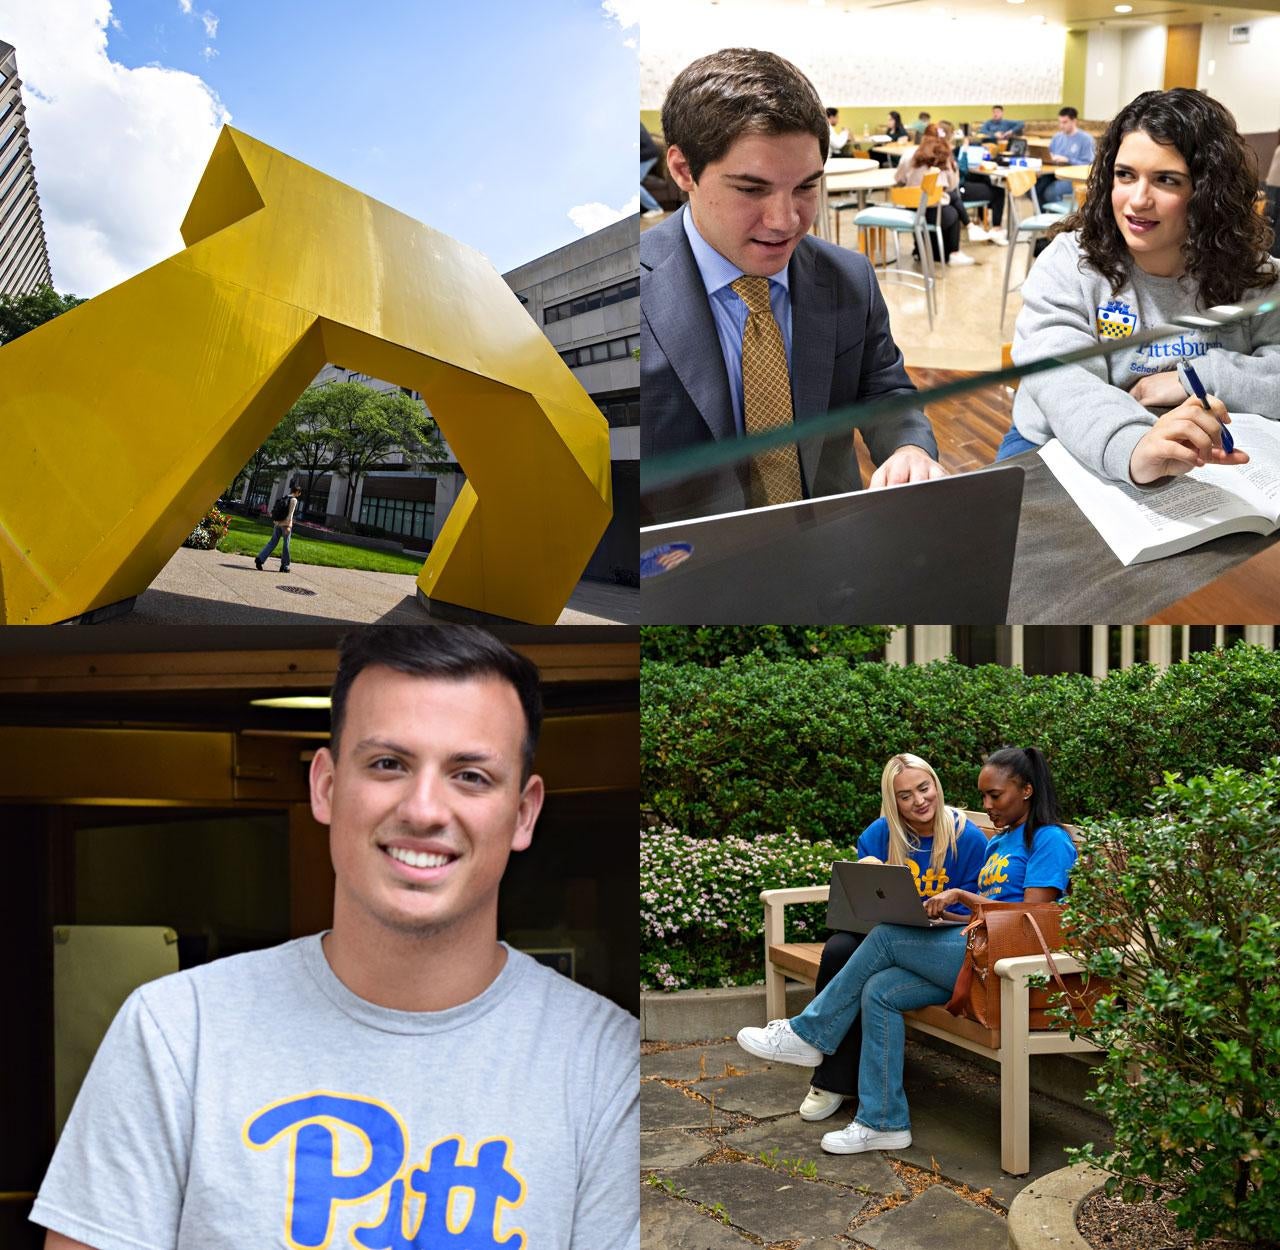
[976,823,1076,902]
[857,813,988,902]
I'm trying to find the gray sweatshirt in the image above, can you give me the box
[1012,231,1280,482]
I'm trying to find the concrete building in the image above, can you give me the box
[240,217,640,578]
[0,40,53,297]
[504,215,638,582]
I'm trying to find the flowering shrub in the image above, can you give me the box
[1065,762,1280,1243]
[182,505,231,550]
[641,825,848,990]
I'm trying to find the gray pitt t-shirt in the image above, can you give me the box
[32,937,639,1250]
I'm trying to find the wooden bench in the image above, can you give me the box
[760,813,1100,1175]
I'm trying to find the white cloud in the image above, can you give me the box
[601,0,639,29]
[201,45,218,59]
[4,0,230,296]
[568,196,639,234]
[201,12,218,38]
[178,0,193,12]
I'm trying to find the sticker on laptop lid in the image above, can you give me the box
[640,542,694,578]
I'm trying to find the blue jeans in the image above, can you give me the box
[995,424,1040,459]
[640,157,661,213]
[257,525,291,570]
[790,924,968,1131]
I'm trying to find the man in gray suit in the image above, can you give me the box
[641,48,945,524]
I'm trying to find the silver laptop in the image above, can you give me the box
[640,465,1024,624]
[825,861,968,930]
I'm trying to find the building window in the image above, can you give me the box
[557,333,638,368]
[359,495,434,542]
[542,276,639,325]
[596,395,639,427]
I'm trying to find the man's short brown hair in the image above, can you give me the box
[661,48,829,183]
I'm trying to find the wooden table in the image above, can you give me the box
[1147,540,1280,623]
[872,141,915,160]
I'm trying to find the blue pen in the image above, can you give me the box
[1183,363,1234,454]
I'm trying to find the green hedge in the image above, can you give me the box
[642,644,1280,841]
[640,625,893,666]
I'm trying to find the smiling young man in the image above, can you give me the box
[31,625,639,1250]
[640,47,944,524]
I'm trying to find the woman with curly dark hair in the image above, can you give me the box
[996,89,1278,485]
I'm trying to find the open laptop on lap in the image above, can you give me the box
[826,862,969,931]
[640,465,1024,624]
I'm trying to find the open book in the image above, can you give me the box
[1040,413,1280,565]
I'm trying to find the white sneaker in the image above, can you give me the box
[736,1019,823,1067]
[948,251,977,266]
[967,223,989,243]
[989,228,1009,246]
[799,1085,845,1121]
[821,1120,913,1155]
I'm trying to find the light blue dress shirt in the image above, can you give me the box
[681,208,794,437]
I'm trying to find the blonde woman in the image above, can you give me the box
[788,754,987,1122]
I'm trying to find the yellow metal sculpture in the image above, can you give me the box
[0,127,612,624]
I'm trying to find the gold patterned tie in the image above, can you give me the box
[730,275,804,507]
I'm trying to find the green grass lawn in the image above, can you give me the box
[217,515,425,575]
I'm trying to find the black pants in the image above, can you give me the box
[924,203,961,262]
[948,188,970,228]
[960,172,1002,227]
[811,930,865,1095]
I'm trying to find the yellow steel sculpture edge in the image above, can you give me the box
[0,126,612,625]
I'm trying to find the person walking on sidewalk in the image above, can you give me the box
[256,485,302,573]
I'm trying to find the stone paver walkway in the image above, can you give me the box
[641,1037,1110,1249]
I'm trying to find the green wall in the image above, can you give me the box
[1062,30,1088,114]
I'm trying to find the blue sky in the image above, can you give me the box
[6,0,638,294]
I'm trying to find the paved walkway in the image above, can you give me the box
[118,547,639,625]
[642,1037,1110,1248]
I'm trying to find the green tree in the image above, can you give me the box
[0,285,87,345]
[1066,762,1280,1244]
[237,408,302,508]
[322,384,446,519]
[640,625,894,666]
[284,386,346,513]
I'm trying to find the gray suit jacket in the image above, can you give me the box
[640,208,936,524]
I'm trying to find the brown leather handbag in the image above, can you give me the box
[944,901,1105,1030]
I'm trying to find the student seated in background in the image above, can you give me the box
[922,123,999,245]
[907,111,931,138]
[827,107,850,157]
[979,105,1024,139]
[998,88,1279,485]
[640,48,946,524]
[894,135,976,266]
[1035,107,1096,206]
[885,110,910,141]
